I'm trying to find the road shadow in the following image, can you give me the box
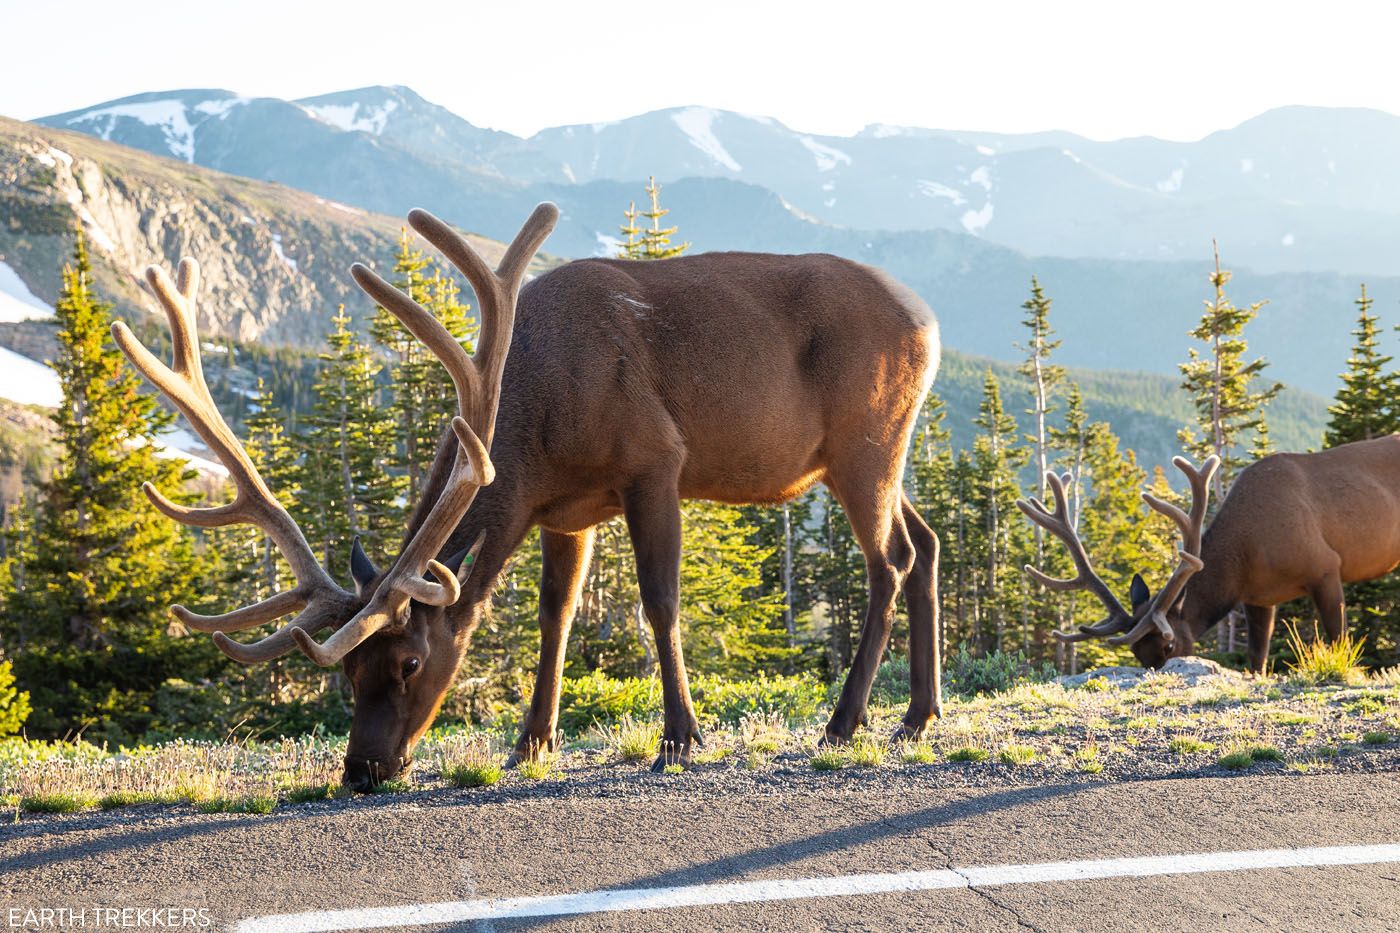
[455,781,1089,931]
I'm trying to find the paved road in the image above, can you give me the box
[4,771,1400,931]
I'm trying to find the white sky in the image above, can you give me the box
[3,0,1397,141]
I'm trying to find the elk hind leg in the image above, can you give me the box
[1243,603,1276,675]
[895,495,942,740]
[823,473,914,744]
[509,528,595,765]
[623,477,702,772]
[1310,572,1347,642]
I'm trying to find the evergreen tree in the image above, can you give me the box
[1177,243,1283,496]
[1016,277,1065,651]
[638,176,690,259]
[970,370,1030,652]
[1,232,218,742]
[1325,284,1397,447]
[617,201,644,260]
[299,306,406,577]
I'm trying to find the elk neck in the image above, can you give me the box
[1178,522,1244,640]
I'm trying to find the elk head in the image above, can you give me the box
[113,204,557,790]
[1017,454,1218,668]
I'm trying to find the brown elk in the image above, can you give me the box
[117,204,943,788]
[1021,438,1400,673]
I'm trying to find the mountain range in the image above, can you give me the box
[14,88,1400,396]
[0,103,1336,493]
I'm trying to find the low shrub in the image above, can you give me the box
[943,647,1058,699]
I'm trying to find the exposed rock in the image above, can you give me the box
[1058,655,1244,689]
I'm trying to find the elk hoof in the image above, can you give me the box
[506,735,553,768]
[650,737,696,773]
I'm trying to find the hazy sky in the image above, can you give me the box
[3,0,1395,140]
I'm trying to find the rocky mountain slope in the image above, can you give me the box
[0,115,530,346]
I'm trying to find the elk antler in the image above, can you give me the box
[1016,472,1133,641]
[112,260,361,663]
[1108,455,1218,647]
[291,203,559,666]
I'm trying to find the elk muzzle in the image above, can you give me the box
[342,753,414,792]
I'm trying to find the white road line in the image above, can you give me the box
[235,842,1400,933]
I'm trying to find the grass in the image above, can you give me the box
[1285,623,1366,685]
[997,744,1038,766]
[1169,736,1217,755]
[367,779,411,795]
[847,735,887,768]
[20,791,98,814]
[444,761,504,788]
[900,741,937,765]
[516,753,558,781]
[283,783,336,803]
[3,661,1398,815]
[1218,744,1283,770]
[947,745,990,763]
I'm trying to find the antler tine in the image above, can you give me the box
[1017,471,1130,620]
[114,260,354,663]
[1119,454,1219,647]
[295,206,557,667]
[406,203,559,441]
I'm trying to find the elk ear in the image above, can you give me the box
[1129,573,1151,611]
[445,533,487,585]
[349,537,379,595]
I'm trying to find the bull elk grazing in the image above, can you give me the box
[1021,438,1400,672]
[116,204,943,788]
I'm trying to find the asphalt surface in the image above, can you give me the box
[4,769,1400,931]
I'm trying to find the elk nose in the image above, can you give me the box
[342,756,388,793]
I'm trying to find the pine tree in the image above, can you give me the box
[970,370,1030,653]
[1325,284,1397,447]
[299,306,406,577]
[370,231,475,499]
[1177,243,1283,496]
[1017,277,1065,652]
[617,201,644,260]
[1,232,218,741]
[638,176,690,259]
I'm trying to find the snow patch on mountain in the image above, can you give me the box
[71,99,197,161]
[193,97,249,119]
[976,144,996,156]
[798,136,851,172]
[0,347,60,407]
[1156,167,1184,194]
[1282,233,1296,246]
[270,234,297,272]
[304,99,399,135]
[917,180,966,205]
[0,261,54,323]
[961,202,994,235]
[968,166,993,192]
[671,107,741,171]
[1240,157,1254,174]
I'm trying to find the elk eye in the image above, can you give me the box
[402,657,422,679]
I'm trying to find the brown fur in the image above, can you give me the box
[344,251,943,782]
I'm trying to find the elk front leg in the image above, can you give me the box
[623,478,702,772]
[509,528,595,765]
[1244,603,1276,675]
[895,496,942,739]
